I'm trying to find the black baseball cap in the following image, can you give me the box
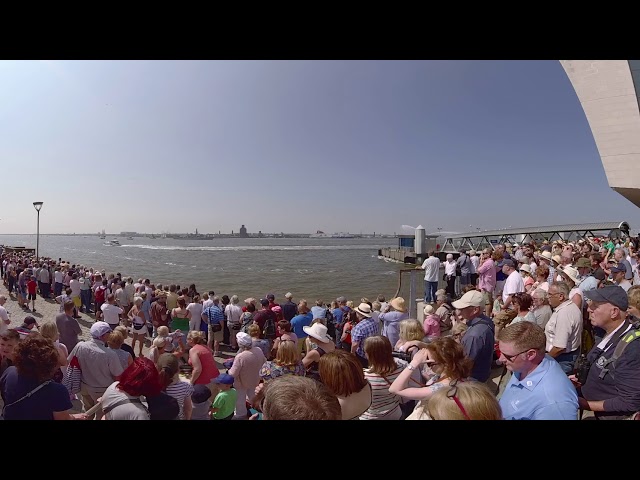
[584,285,629,311]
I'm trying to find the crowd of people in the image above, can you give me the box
[1,232,640,420]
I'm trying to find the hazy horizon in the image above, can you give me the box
[2,60,639,236]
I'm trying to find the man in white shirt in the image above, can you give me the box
[124,277,136,305]
[442,254,457,299]
[54,267,64,297]
[0,295,11,336]
[417,250,441,303]
[469,250,479,286]
[500,259,524,309]
[545,281,583,374]
[115,281,130,319]
[101,294,124,329]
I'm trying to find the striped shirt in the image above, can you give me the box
[360,359,405,420]
[165,381,195,420]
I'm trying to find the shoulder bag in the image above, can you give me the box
[1,380,53,419]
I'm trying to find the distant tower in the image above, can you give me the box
[195,228,198,235]
[239,225,248,238]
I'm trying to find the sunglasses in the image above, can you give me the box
[445,380,471,420]
[500,349,530,362]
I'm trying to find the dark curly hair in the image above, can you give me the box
[425,337,473,381]
[13,335,59,383]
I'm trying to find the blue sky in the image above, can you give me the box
[1,60,638,235]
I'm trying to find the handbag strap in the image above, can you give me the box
[102,397,146,415]
[2,380,53,415]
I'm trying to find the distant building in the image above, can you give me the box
[120,231,137,236]
[239,225,248,238]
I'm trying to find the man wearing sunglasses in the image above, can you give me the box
[574,286,640,419]
[498,321,578,420]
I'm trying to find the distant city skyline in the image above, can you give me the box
[1,60,639,236]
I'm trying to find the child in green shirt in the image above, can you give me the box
[210,374,238,420]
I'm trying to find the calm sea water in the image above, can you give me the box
[0,235,415,303]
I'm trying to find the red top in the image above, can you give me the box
[189,344,219,384]
[27,280,38,294]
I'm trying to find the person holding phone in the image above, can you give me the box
[388,337,473,420]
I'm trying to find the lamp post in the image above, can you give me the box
[33,202,43,259]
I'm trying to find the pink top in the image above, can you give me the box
[423,315,441,337]
[189,344,219,384]
[229,346,266,391]
[477,258,496,292]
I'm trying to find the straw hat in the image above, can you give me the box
[539,251,553,262]
[303,323,332,342]
[558,265,581,285]
[423,304,434,316]
[390,297,407,313]
[551,255,562,265]
[354,303,372,318]
[519,264,532,274]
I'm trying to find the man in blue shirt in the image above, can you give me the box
[452,290,494,383]
[290,300,313,354]
[202,296,225,354]
[498,321,578,420]
[332,296,350,348]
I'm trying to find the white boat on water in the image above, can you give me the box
[127,236,133,240]
[99,235,106,240]
[104,240,121,246]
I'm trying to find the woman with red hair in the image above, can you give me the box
[101,357,166,420]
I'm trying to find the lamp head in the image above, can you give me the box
[33,202,43,211]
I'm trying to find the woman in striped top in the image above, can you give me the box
[360,336,404,420]
[158,353,194,420]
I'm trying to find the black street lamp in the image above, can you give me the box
[33,202,43,259]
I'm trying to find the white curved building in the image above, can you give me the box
[561,60,640,207]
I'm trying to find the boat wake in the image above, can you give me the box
[120,244,382,252]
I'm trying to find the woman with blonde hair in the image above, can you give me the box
[158,353,193,420]
[301,322,336,381]
[532,264,550,292]
[426,380,502,420]
[318,350,372,420]
[360,336,406,420]
[128,296,147,357]
[259,338,305,382]
[388,337,473,419]
[147,336,168,365]
[394,319,426,353]
[248,324,270,358]
[107,330,133,370]
[114,325,136,361]
[39,322,68,383]
[186,330,219,386]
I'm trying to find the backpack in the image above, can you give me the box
[240,313,254,334]
[440,304,455,331]
[263,314,277,339]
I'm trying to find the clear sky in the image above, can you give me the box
[1,60,638,235]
